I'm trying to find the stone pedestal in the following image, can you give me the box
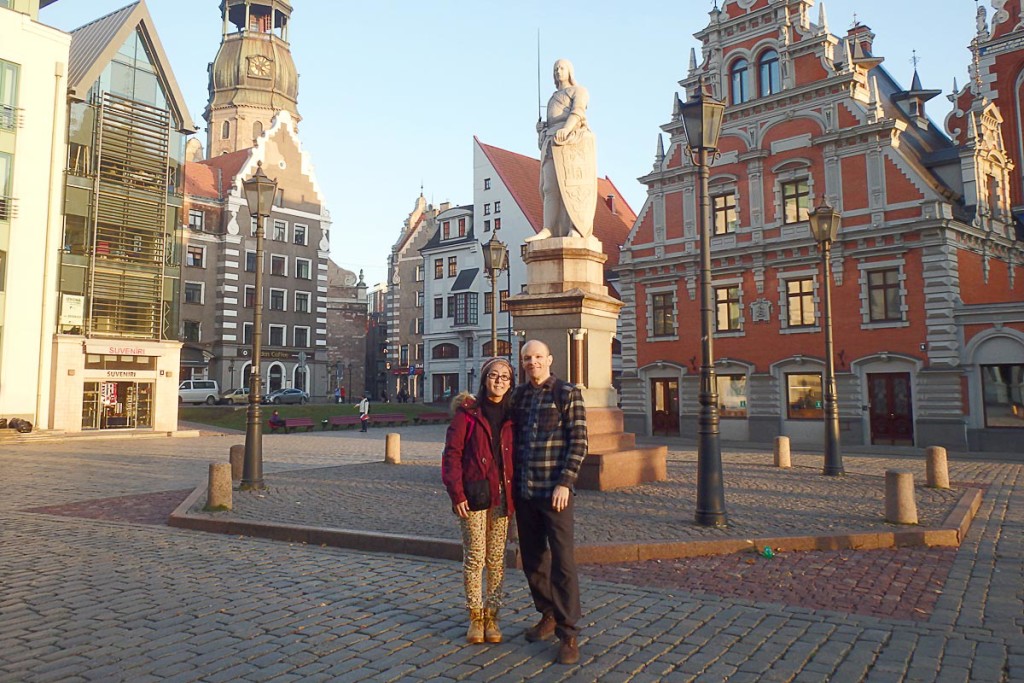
[507,235,667,491]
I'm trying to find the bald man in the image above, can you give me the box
[511,339,588,665]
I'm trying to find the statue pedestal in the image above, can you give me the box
[507,236,667,491]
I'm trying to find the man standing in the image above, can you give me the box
[511,339,587,665]
[358,393,370,432]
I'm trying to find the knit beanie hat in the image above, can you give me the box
[480,357,513,379]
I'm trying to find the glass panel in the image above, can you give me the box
[718,374,748,418]
[787,373,823,419]
[982,364,1024,427]
[82,382,101,430]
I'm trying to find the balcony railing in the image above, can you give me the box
[0,195,16,221]
[0,104,22,131]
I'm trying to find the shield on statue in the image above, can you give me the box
[552,130,598,238]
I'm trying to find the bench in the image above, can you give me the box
[368,413,410,427]
[415,412,450,425]
[326,415,362,430]
[269,417,316,433]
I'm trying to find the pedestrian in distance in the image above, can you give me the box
[511,339,587,665]
[340,386,346,403]
[334,387,341,404]
[358,393,370,432]
[441,357,516,645]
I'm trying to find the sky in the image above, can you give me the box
[40,0,981,287]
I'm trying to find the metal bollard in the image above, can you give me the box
[229,444,244,481]
[774,436,791,468]
[206,462,233,511]
[925,446,950,489]
[385,432,401,464]
[884,469,918,524]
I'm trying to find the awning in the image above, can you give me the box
[451,267,479,292]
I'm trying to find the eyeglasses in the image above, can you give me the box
[486,373,512,383]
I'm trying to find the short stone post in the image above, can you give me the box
[229,444,244,481]
[925,446,950,489]
[774,436,791,468]
[206,462,233,511]
[884,469,917,524]
[385,433,401,464]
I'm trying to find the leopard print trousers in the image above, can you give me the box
[459,493,509,610]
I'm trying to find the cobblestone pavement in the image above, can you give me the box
[1,430,1022,682]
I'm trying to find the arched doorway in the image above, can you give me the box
[267,363,284,392]
[294,366,307,393]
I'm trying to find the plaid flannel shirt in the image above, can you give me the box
[511,375,588,499]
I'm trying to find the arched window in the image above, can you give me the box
[293,366,307,392]
[253,120,263,139]
[432,343,460,360]
[268,363,284,392]
[221,120,230,139]
[482,339,511,357]
[759,50,781,97]
[730,59,749,105]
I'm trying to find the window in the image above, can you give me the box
[787,373,823,420]
[981,364,1024,427]
[221,120,230,139]
[458,218,466,237]
[484,178,491,190]
[0,61,18,132]
[712,193,737,234]
[270,255,286,276]
[293,224,307,245]
[272,220,287,241]
[781,179,810,224]
[250,216,258,236]
[786,278,815,327]
[434,258,443,279]
[186,245,205,268]
[651,292,675,337]
[244,285,255,308]
[484,204,491,216]
[442,221,451,240]
[484,220,491,232]
[432,343,460,359]
[182,320,200,342]
[269,288,286,311]
[759,49,781,97]
[466,339,475,358]
[183,282,203,304]
[433,297,444,319]
[715,286,741,331]
[188,209,204,231]
[294,326,310,348]
[268,325,285,346]
[453,292,478,326]
[485,293,493,315]
[242,322,253,345]
[295,291,310,313]
[730,58,749,105]
[500,289,509,312]
[448,256,457,277]
[295,258,312,280]
[415,343,424,361]
[415,290,424,307]
[868,269,901,322]
[494,201,501,214]
[415,264,424,281]
[245,251,257,272]
[253,120,263,139]
[494,218,501,231]
[447,295,455,318]
[717,375,748,418]
[414,318,424,334]
[0,152,11,221]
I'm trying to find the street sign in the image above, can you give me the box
[298,351,307,366]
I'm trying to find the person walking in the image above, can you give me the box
[511,339,587,665]
[334,387,341,404]
[441,357,516,645]
[358,393,370,432]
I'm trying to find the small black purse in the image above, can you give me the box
[464,480,492,511]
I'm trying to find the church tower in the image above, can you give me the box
[204,0,300,157]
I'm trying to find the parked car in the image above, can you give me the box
[178,379,219,405]
[219,387,249,405]
[262,388,309,405]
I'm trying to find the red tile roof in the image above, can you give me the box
[184,148,253,200]
[475,138,636,266]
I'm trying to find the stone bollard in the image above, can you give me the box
[385,432,401,464]
[206,462,233,511]
[229,444,244,481]
[884,469,918,524]
[925,446,950,489]
[774,436,791,468]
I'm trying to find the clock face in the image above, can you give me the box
[249,55,272,77]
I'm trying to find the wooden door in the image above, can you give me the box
[651,378,680,436]
[869,373,914,445]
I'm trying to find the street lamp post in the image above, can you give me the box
[680,81,728,527]
[347,361,353,403]
[482,231,508,356]
[240,161,278,491]
[809,200,845,476]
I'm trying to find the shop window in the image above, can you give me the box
[786,278,815,327]
[717,374,748,418]
[981,364,1024,427]
[787,373,823,419]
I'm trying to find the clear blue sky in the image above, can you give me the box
[41,0,979,286]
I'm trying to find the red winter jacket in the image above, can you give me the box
[441,393,515,515]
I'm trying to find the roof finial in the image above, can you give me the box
[851,11,858,29]
[689,47,698,74]
[818,1,829,34]
[911,50,920,70]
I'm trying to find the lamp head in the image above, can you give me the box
[482,232,508,274]
[680,80,726,152]
[809,199,841,245]
[242,161,279,220]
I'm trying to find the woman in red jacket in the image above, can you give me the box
[442,357,516,645]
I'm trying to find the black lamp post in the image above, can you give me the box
[482,231,508,356]
[809,199,845,476]
[347,361,353,403]
[240,161,278,491]
[680,82,728,527]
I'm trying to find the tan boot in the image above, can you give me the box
[484,608,502,643]
[466,608,485,644]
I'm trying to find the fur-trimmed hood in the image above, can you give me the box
[449,391,477,416]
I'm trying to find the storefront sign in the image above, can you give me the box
[60,294,85,327]
[85,342,153,356]
[106,370,138,378]
[237,349,300,360]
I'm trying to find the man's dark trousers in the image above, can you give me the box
[515,493,580,638]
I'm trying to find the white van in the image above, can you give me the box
[178,379,219,405]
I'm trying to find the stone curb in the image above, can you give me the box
[169,483,982,566]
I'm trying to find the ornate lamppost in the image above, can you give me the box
[680,82,728,527]
[482,231,508,356]
[809,199,845,476]
[240,161,278,490]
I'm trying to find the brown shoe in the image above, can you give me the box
[524,613,556,642]
[483,608,502,643]
[466,608,484,644]
[557,636,580,665]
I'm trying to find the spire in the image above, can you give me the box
[867,74,883,122]
[842,36,854,73]
[655,134,665,165]
[673,92,682,119]
[818,1,829,34]
[688,47,697,76]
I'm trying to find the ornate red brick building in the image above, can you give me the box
[618,0,1024,452]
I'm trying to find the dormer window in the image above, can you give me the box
[730,59,749,105]
[759,50,781,96]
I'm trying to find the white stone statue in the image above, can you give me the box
[528,59,597,242]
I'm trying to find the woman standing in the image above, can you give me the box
[441,357,516,644]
